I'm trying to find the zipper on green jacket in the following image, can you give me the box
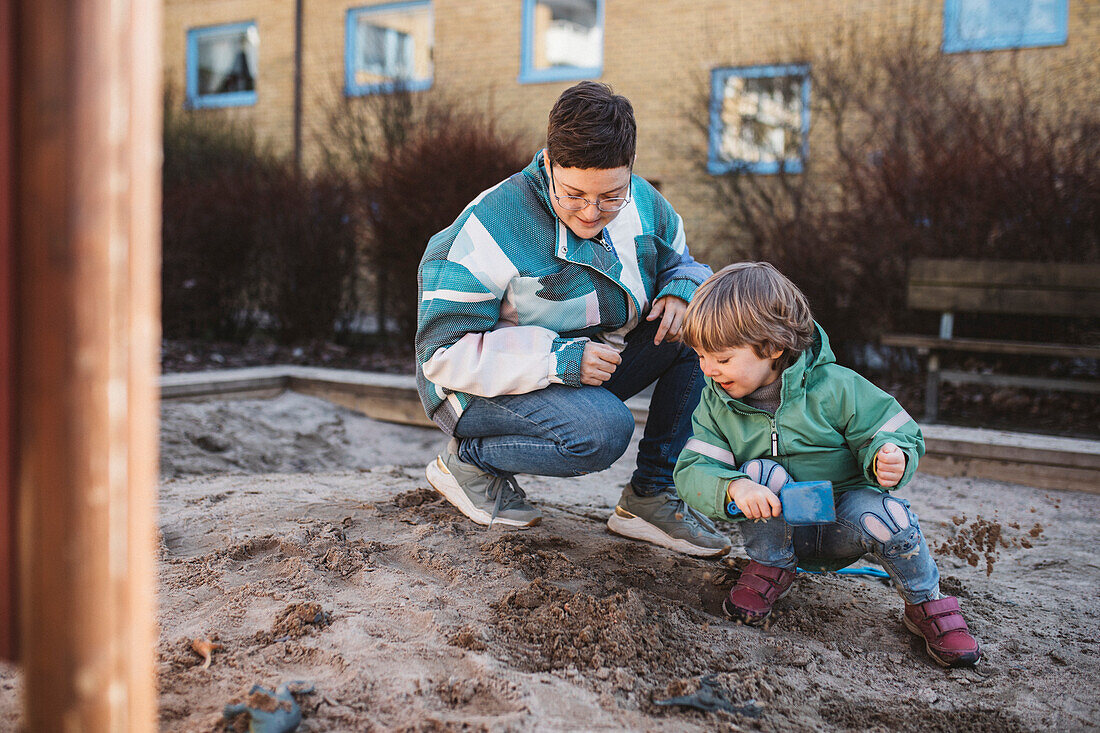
[721,389,782,462]
[768,368,807,468]
[771,369,787,459]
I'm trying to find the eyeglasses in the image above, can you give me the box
[548,159,632,212]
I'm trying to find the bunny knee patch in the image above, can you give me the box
[739,458,791,493]
[859,497,921,560]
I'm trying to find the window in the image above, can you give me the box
[708,64,810,175]
[346,1,433,95]
[520,0,603,84]
[943,0,1068,53]
[186,22,258,109]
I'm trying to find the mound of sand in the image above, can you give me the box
[1,392,1097,731]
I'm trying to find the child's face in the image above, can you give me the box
[695,345,783,399]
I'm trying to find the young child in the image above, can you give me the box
[673,262,981,667]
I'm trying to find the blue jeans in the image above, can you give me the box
[453,319,704,496]
[739,488,941,604]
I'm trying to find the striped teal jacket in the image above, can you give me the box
[416,150,712,434]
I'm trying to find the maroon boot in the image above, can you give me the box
[903,596,982,667]
[723,561,796,626]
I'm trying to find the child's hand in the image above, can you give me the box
[874,443,906,487]
[727,478,782,520]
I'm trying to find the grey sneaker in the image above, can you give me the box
[607,484,730,557]
[425,440,541,528]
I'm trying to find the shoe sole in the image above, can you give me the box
[902,614,981,668]
[606,507,730,557]
[721,582,793,625]
[425,457,540,528]
[722,597,771,626]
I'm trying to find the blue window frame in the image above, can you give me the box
[185,21,258,109]
[708,64,811,176]
[519,0,604,84]
[943,0,1068,53]
[346,1,433,96]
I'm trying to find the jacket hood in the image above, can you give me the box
[803,321,835,370]
[521,150,556,217]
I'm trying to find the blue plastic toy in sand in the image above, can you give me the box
[726,458,837,526]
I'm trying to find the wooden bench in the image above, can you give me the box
[881,259,1100,422]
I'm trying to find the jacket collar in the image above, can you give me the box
[521,150,624,278]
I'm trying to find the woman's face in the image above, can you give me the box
[544,152,632,240]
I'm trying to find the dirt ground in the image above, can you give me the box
[1,391,1098,731]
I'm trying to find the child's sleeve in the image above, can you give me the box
[838,371,925,490]
[674,394,748,521]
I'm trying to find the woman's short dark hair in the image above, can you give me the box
[546,81,636,169]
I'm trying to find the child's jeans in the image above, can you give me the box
[738,488,940,604]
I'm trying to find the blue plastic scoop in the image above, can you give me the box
[726,479,836,525]
[726,458,836,525]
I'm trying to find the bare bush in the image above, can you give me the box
[162,93,273,339]
[253,169,359,344]
[698,29,1100,347]
[320,89,529,343]
[163,88,360,343]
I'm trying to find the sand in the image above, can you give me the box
[1,390,1098,731]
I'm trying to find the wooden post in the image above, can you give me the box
[925,352,941,424]
[0,0,16,664]
[15,0,161,729]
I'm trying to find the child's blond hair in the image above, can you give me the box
[683,262,814,372]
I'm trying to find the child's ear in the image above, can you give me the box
[767,348,785,371]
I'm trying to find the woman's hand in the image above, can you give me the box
[580,341,622,385]
[647,295,688,345]
[728,478,782,520]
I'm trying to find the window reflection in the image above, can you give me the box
[944,0,1067,52]
[719,74,805,165]
[958,0,1061,39]
[196,25,258,96]
[351,3,433,88]
[708,64,810,175]
[533,0,601,70]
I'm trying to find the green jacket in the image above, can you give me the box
[674,324,924,522]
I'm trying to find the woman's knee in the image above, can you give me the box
[559,402,634,473]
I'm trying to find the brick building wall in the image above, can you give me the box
[164,0,298,153]
[164,0,1098,264]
